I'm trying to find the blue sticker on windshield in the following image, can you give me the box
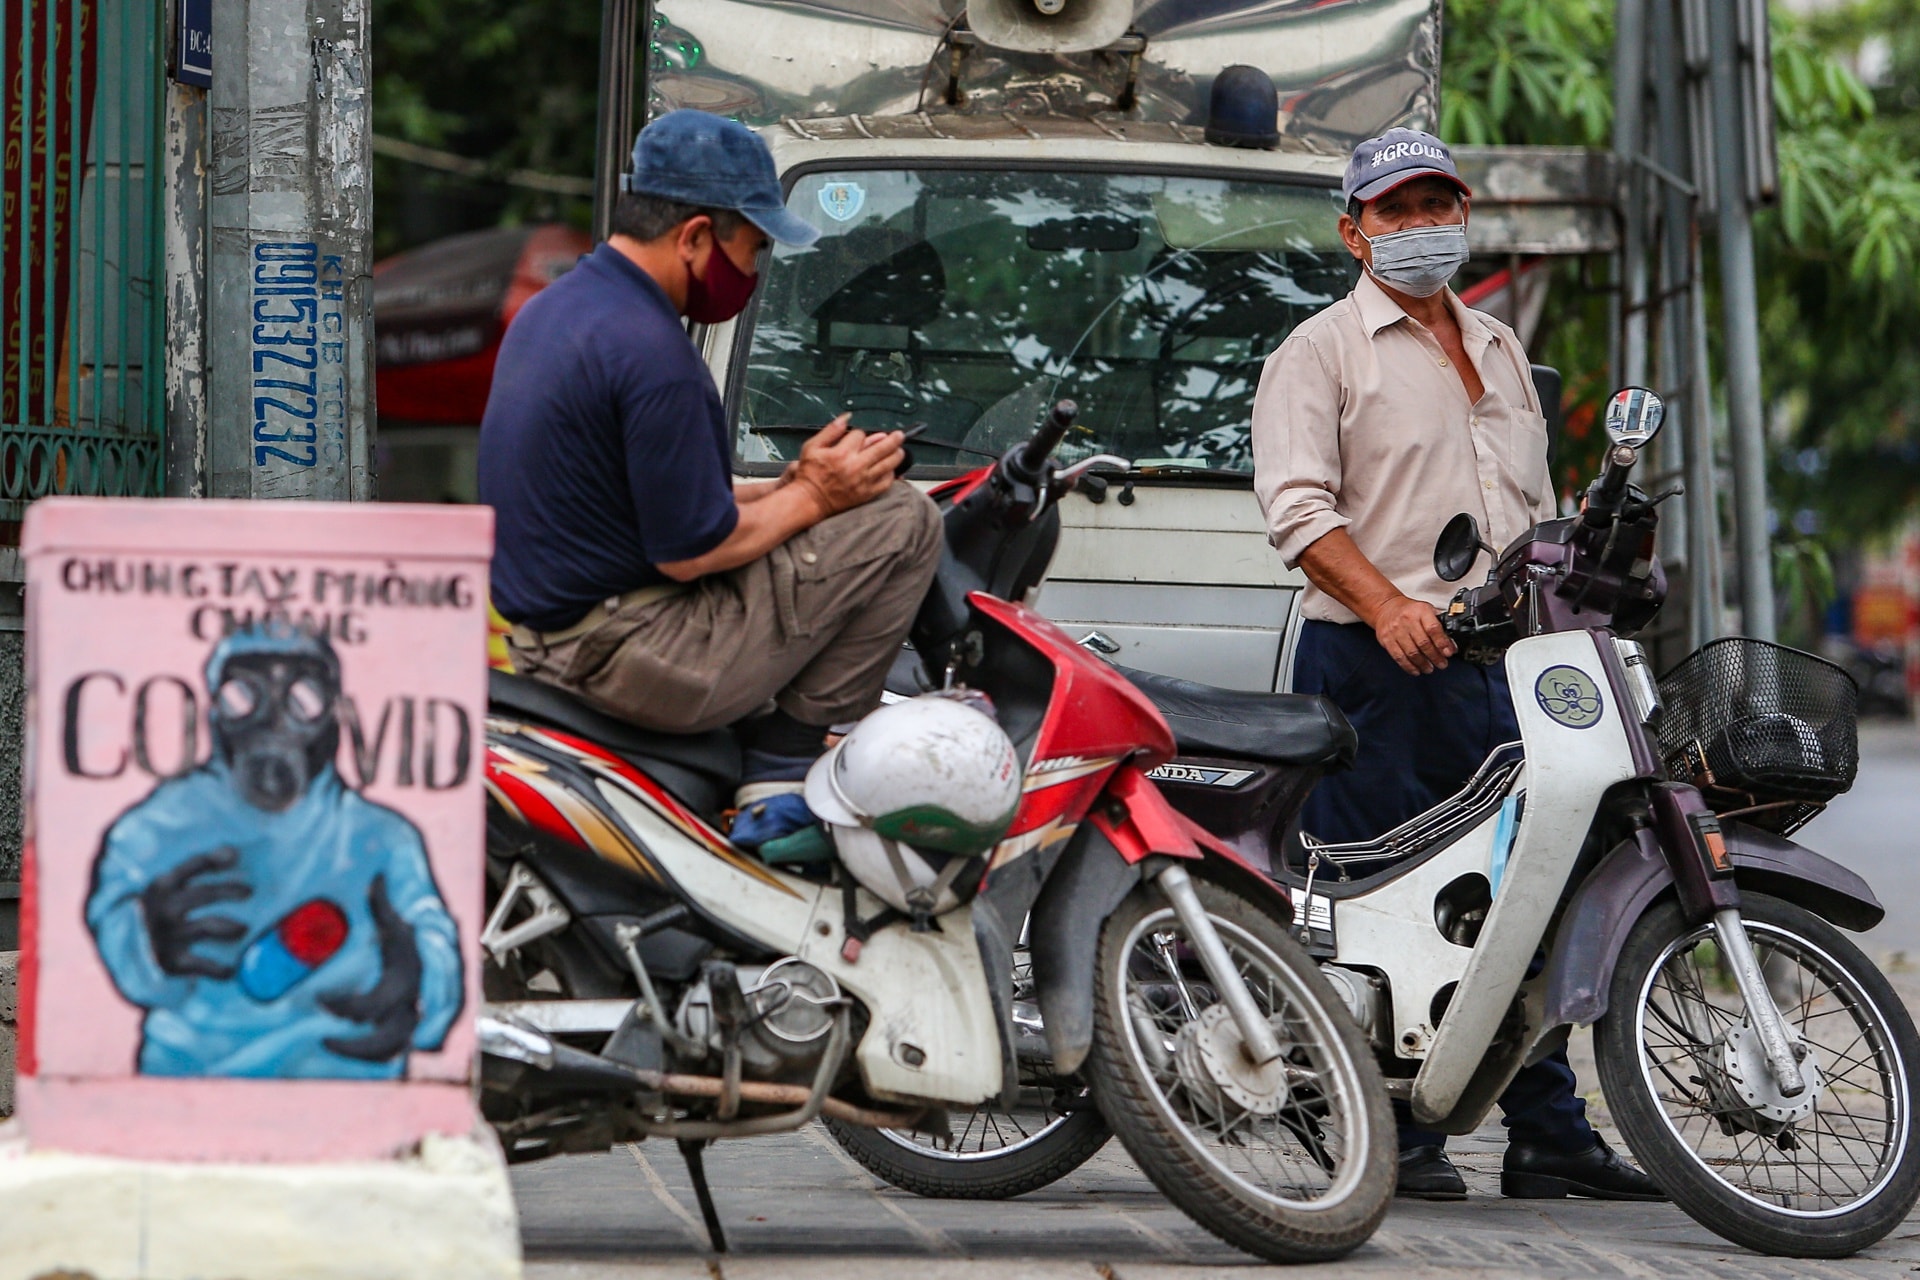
[818,181,866,223]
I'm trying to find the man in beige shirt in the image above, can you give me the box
[1251,128,1660,1205]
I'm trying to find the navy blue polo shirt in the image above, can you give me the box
[479,243,738,631]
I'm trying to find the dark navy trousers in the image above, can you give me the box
[1294,620,1596,1154]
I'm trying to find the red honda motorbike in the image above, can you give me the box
[477,402,1396,1261]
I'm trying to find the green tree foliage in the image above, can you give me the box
[370,0,603,256]
[1441,0,1614,147]
[1441,0,1920,566]
[1440,0,1615,495]
[1762,5,1920,554]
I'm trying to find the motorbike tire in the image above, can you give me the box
[1085,871,1396,1262]
[822,1102,1110,1199]
[1595,892,1920,1257]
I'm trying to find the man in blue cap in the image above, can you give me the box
[480,110,942,846]
[1250,128,1663,1203]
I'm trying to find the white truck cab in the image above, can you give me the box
[644,0,1613,690]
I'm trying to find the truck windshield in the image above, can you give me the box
[734,168,1355,475]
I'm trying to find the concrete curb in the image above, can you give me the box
[0,1128,523,1280]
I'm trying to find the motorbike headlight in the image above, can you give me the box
[1613,638,1662,727]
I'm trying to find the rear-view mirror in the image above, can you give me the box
[1434,512,1490,583]
[1604,386,1665,449]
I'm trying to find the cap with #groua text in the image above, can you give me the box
[1343,127,1474,205]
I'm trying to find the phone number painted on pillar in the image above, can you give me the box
[251,242,348,471]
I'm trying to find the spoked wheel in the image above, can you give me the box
[1086,872,1395,1262]
[824,1086,1110,1199]
[1595,893,1920,1257]
[826,939,1112,1197]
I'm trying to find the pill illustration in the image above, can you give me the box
[238,899,349,1000]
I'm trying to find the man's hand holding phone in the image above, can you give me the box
[793,414,905,517]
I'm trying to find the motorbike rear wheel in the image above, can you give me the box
[823,1092,1109,1199]
[825,931,1112,1197]
[1595,892,1920,1257]
[1086,871,1395,1262]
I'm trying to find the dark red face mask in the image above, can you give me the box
[684,237,758,324]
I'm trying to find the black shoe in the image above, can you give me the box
[1396,1145,1467,1200]
[1502,1135,1666,1201]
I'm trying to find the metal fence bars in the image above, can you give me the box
[0,0,165,527]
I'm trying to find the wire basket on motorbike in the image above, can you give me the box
[1656,637,1860,834]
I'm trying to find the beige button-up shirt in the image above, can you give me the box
[1251,273,1556,625]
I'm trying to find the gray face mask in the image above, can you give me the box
[1359,222,1469,298]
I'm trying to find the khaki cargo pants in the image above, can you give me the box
[509,481,943,735]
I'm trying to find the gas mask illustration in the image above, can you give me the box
[208,639,342,812]
[86,618,464,1079]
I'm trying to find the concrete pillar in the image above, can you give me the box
[208,0,374,500]
[164,78,211,498]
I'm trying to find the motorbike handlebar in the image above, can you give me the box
[1584,444,1637,528]
[1011,399,1079,481]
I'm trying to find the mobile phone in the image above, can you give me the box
[894,422,929,477]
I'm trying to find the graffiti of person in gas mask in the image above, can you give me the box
[85,619,464,1079]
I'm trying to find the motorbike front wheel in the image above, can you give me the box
[1595,892,1920,1257]
[1085,871,1396,1262]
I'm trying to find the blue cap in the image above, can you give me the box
[622,110,820,248]
[1343,128,1473,204]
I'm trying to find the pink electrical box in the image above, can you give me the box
[15,498,493,1162]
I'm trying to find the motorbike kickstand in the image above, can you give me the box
[677,1138,728,1253]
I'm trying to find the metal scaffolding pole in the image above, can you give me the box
[1706,0,1776,640]
[593,0,642,243]
[1687,267,1727,642]
[1652,0,1724,646]
[1612,0,1650,391]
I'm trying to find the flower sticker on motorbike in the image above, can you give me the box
[1534,665,1605,729]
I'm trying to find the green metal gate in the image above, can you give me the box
[1,0,166,525]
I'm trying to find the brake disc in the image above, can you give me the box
[1720,1020,1822,1129]
[1173,1003,1292,1117]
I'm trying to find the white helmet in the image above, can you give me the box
[805,693,1022,917]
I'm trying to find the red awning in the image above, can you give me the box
[373,223,593,425]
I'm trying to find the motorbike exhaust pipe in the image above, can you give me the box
[476,1014,920,1129]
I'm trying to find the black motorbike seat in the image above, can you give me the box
[487,671,744,810]
[1118,665,1357,769]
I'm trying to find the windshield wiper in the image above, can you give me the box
[915,435,1000,459]
[1128,464,1251,482]
[751,423,999,460]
